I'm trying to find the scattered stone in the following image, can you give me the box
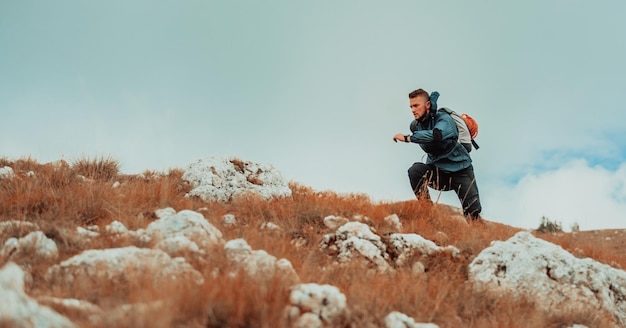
[352,214,371,224]
[320,222,391,273]
[224,238,299,284]
[384,214,402,231]
[221,214,237,227]
[1,231,59,262]
[0,166,15,179]
[323,215,349,230]
[260,222,281,231]
[0,220,40,237]
[286,283,347,326]
[384,311,439,328]
[387,233,459,266]
[146,208,224,253]
[76,227,99,239]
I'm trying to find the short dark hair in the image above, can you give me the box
[408,88,429,100]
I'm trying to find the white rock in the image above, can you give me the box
[105,220,129,235]
[0,262,75,328]
[224,238,299,283]
[76,227,100,238]
[36,296,105,326]
[155,207,177,219]
[146,209,224,254]
[260,222,281,231]
[181,156,292,202]
[411,261,426,276]
[323,215,349,230]
[469,231,626,327]
[0,220,40,236]
[293,312,323,328]
[352,214,371,224]
[384,311,439,328]
[388,233,459,266]
[221,213,237,227]
[155,235,203,258]
[1,231,58,261]
[112,181,121,188]
[320,222,391,272]
[384,214,403,231]
[0,166,15,179]
[287,283,347,324]
[45,246,204,302]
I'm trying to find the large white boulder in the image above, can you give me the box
[45,246,204,303]
[469,231,626,326]
[181,156,292,202]
[0,262,75,328]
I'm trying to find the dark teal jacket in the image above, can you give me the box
[409,110,472,173]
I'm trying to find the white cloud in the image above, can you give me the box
[482,159,626,231]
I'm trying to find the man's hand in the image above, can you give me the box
[393,133,408,143]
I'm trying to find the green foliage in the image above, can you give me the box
[536,216,563,233]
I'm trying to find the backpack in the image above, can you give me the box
[438,108,480,152]
[410,108,480,152]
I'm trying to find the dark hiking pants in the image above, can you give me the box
[407,162,482,219]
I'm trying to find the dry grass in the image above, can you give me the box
[0,156,621,327]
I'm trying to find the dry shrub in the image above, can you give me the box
[71,156,119,181]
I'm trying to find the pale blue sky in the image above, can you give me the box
[2,1,625,230]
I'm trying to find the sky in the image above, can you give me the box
[1,1,625,231]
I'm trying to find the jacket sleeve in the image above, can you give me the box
[409,113,457,143]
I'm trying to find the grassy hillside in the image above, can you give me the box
[0,156,622,327]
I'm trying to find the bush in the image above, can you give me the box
[71,156,120,181]
[536,216,562,233]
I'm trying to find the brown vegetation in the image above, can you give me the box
[0,156,622,327]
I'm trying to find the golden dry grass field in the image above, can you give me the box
[0,157,623,328]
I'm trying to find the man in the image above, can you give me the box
[392,88,482,220]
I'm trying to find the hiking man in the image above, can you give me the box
[392,88,482,220]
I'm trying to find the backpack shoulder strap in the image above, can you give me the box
[438,107,454,115]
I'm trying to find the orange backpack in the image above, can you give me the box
[460,113,479,150]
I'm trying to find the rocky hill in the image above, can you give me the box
[0,156,624,328]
